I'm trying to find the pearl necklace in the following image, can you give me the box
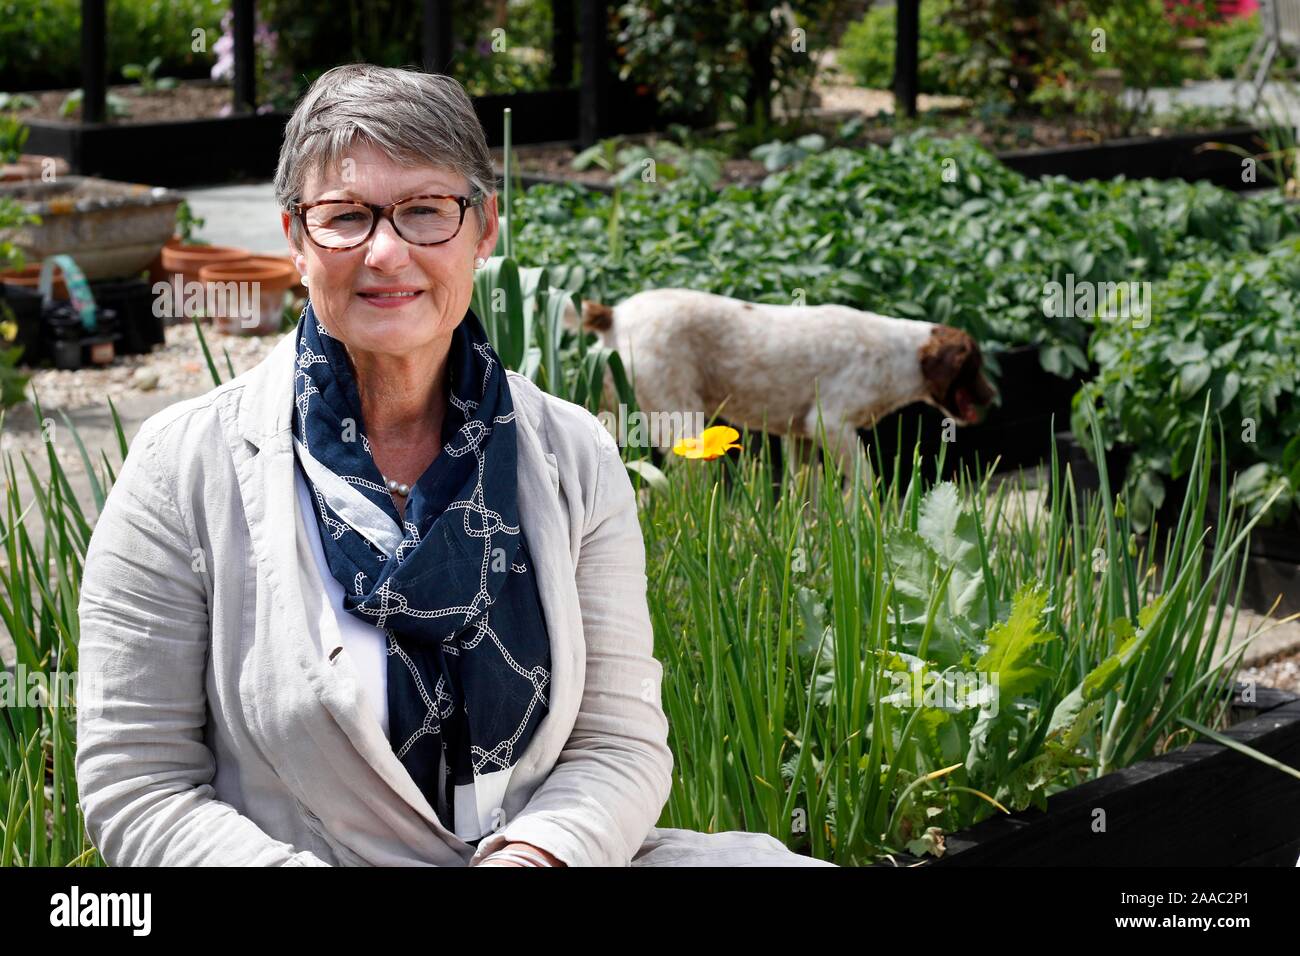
[381,474,410,497]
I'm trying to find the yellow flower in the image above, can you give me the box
[672,425,743,461]
[0,320,16,343]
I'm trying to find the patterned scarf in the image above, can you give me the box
[290,300,551,842]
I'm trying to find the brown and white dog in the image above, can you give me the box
[567,288,996,483]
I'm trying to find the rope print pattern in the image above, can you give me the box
[290,300,551,835]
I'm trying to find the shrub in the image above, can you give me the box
[837,0,972,95]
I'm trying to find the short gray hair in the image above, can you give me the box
[274,63,496,248]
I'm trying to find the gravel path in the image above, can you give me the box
[3,320,283,475]
[1240,649,1300,695]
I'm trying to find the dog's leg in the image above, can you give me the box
[785,435,821,501]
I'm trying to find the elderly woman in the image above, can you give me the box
[74,64,834,868]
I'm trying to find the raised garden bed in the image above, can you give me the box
[6,81,232,125]
[22,112,293,188]
[997,125,1273,192]
[21,87,664,188]
[503,124,1274,196]
[875,685,1300,867]
[1053,430,1300,619]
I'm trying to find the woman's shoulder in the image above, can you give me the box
[504,370,626,534]
[504,369,617,463]
[128,379,243,467]
[130,335,291,468]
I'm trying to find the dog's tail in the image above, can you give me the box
[562,297,615,333]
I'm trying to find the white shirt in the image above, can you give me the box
[294,464,390,737]
[292,460,515,841]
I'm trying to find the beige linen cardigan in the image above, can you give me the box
[74,328,834,868]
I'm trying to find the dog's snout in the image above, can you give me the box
[919,325,996,424]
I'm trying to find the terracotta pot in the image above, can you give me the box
[263,254,309,315]
[160,239,251,288]
[0,263,69,300]
[198,256,296,336]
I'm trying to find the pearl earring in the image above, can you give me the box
[300,274,309,286]
[474,257,486,269]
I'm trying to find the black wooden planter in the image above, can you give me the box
[516,125,1277,199]
[882,686,1300,867]
[996,125,1272,192]
[862,345,1088,484]
[22,87,663,188]
[1053,431,1300,618]
[22,111,292,188]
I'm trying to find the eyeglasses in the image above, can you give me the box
[290,193,485,251]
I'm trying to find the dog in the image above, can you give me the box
[566,289,996,486]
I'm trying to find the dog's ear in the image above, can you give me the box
[917,326,974,404]
[581,299,614,332]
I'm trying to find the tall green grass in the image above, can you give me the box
[0,393,127,867]
[642,400,1276,864]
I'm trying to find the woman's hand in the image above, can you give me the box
[476,841,566,867]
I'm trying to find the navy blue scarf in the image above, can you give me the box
[291,300,551,841]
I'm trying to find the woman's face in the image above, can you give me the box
[281,140,498,358]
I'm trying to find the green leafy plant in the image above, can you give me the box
[0,93,36,112]
[644,396,1276,863]
[59,89,131,120]
[0,113,28,164]
[0,0,226,91]
[121,56,177,92]
[0,391,130,867]
[516,133,1300,373]
[613,0,837,128]
[1078,239,1300,528]
[0,197,35,403]
[174,200,207,245]
[1205,10,1273,81]
[749,133,826,172]
[837,0,973,94]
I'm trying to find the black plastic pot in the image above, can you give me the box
[43,302,89,370]
[89,277,163,355]
[49,337,81,370]
[81,307,119,367]
[0,282,43,364]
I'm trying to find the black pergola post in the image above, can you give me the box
[578,0,609,147]
[893,0,919,119]
[894,0,925,119]
[422,0,454,74]
[232,0,257,113]
[551,0,575,88]
[81,0,107,123]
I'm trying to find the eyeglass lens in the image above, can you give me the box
[304,197,464,248]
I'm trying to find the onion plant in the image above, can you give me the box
[642,399,1277,864]
[0,393,126,867]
